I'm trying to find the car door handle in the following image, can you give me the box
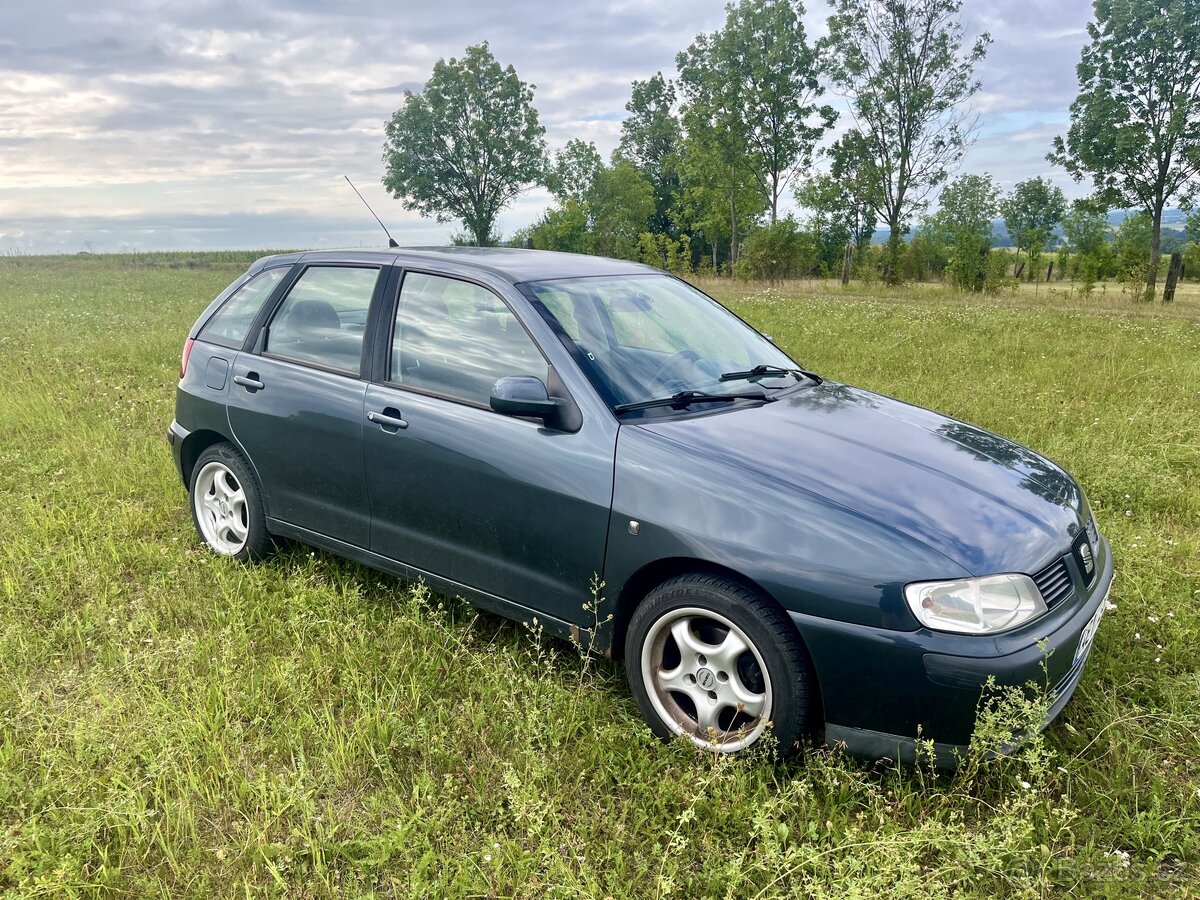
[367,410,408,431]
[233,374,264,391]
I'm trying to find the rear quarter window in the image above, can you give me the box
[197,268,287,348]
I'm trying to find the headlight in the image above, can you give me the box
[904,573,1047,634]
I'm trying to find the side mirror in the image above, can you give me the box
[490,376,563,427]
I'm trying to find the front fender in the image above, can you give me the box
[601,423,972,639]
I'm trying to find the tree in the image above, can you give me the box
[738,218,820,281]
[1113,211,1154,282]
[617,73,683,235]
[382,43,546,246]
[795,174,875,273]
[674,127,765,271]
[1049,0,1200,301]
[677,0,836,225]
[1000,177,1067,276]
[925,173,1000,290]
[588,161,655,261]
[546,139,603,206]
[524,201,591,254]
[824,0,991,283]
[1062,198,1111,279]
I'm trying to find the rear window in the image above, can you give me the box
[198,268,287,348]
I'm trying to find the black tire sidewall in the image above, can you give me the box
[626,575,813,754]
[189,442,271,562]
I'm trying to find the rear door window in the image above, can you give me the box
[197,268,287,348]
[264,266,380,375]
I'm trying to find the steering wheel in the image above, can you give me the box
[648,350,703,388]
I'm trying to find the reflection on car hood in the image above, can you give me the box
[637,382,1083,575]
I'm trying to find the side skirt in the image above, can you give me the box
[266,518,590,647]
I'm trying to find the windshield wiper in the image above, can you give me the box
[719,363,822,385]
[613,389,772,414]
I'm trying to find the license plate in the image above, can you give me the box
[1074,602,1105,666]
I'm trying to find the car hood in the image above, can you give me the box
[635,382,1084,575]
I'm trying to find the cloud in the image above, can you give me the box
[0,0,1096,253]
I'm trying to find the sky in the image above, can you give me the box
[0,0,1094,254]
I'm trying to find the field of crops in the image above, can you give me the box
[0,252,1197,896]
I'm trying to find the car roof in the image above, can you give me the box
[247,246,661,284]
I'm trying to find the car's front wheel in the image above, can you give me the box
[189,443,271,562]
[626,574,815,754]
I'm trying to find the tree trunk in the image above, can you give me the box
[1163,251,1183,303]
[1146,202,1164,302]
[841,244,853,285]
[728,190,738,276]
[884,224,903,286]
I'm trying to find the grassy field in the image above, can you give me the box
[0,252,1197,897]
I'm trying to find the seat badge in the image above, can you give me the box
[1078,540,1094,575]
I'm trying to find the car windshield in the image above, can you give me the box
[522,274,801,410]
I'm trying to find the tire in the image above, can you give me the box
[626,573,815,754]
[189,442,272,562]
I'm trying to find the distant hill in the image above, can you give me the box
[870,208,1192,247]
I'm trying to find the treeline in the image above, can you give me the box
[382,0,1200,302]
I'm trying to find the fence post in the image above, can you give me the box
[1163,252,1183,303]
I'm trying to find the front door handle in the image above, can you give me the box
[367,409,408,431]
[233,373,264,391]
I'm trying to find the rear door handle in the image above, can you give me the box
[233,374,264,391]
[367,409,408,431]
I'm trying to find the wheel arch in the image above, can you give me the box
[611,557,795,656]
[179,428,230,487]
[610,556,826,735]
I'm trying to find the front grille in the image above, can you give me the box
[1032,556,1074,607]
[1086,515,1099,550]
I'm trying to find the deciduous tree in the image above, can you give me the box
[617,73,683,235]
[824,0,991,283]
[382,43,546,246]
[546,139,603,206]
[925,173,1000,290]
[677,0,836,225]
[1000,177,1067,276]
[1049,0,1200,300]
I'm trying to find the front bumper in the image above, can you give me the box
[791,535,1113,767]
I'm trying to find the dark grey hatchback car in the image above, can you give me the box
[170,247,1112,763]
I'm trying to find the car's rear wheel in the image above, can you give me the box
[189,443,271,562]
[626,573,815,754]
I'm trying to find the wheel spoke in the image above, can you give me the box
[726,671,767,718]
[215,469,237,500]
[693,692,720,734]
[709,629,748,673]
[656,663,689,693]
[227,515,248,540]
[217,522,239,548]
[670,617,709,659]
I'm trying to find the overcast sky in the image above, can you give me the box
[0,0,1093,254]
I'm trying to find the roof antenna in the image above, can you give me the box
[344,175,399,248]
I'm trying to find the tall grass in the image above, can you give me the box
[0,258,1196,895]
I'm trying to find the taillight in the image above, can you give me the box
[180,338,195,378]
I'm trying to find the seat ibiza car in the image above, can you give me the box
[169,247,1112,763]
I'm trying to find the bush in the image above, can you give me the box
[736,219,818,282]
